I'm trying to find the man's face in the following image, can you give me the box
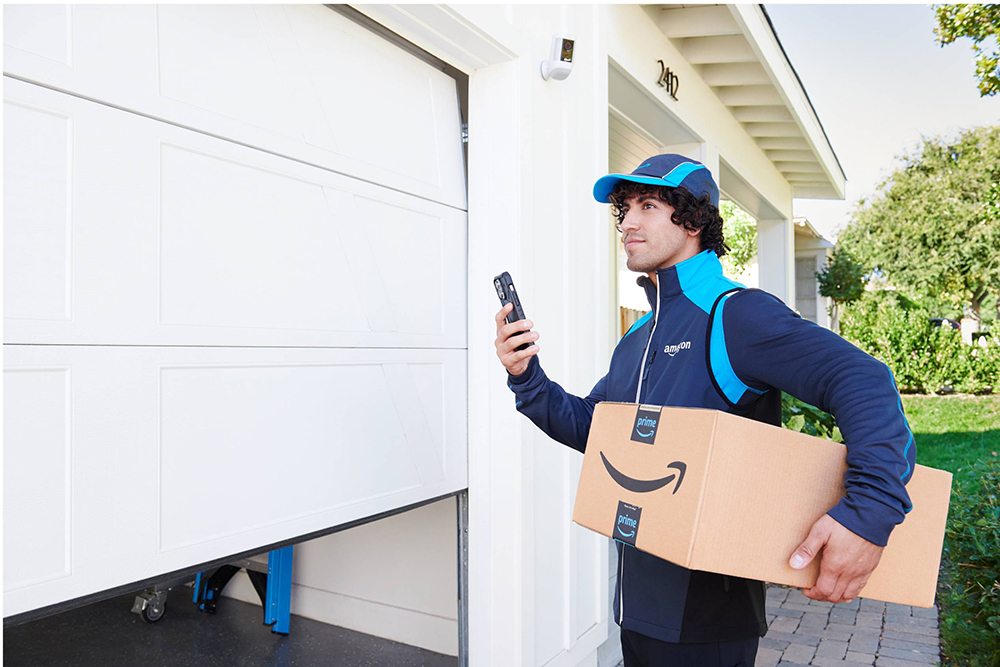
[618,193,696,275]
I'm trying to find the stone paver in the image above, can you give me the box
[830,608,859,625]
[756,585,942,667]
[849,633,881,655]
[828,622,880,637]
[860,599,886,613]
[845,651,877,664]
[754,647,782,667]
[882,622,939,638]
[769,616,801,634]
[808,599,836,609]
[881,630,938,646]
[792,626,852,642]
[780,642,816,664]
[769,605,805,618]
[855,611,884,628]
[615,584,944,667]
[810,658,855,667]
[784,589,813,605]
[877,646,940,664]
[878,638,940,655]
[885,616,938,629]
[764,630,820,647]
[797,612,830,629]
[760,636,791,651]
[815,638,849,659]
[767,587,790,604]
[875,658,939,667]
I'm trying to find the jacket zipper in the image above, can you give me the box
[634,278,661,403]
[618,543,625,623]
[621,277,661,625]
[642,350,657,381]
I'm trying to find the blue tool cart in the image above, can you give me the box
[131,545,294,635]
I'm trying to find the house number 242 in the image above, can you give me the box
[657,60,679,101]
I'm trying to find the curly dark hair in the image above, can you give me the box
[607,181,728,257]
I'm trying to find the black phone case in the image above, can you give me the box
[493,271,533,352]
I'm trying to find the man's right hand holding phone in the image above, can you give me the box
[494,302,540,377]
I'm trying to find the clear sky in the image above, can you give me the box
[763,4,1000,241]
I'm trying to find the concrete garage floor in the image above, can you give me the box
[3,589,458,667]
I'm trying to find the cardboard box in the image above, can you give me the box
[572,402,953,608]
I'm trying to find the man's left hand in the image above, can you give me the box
[788,514,885,603]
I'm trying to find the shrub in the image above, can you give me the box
[781,393,842,442]
[938,456,1000,666]
[841,290,999,394]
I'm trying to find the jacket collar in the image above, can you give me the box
[636,249,722,312]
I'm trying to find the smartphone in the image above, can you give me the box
[493,271,534,352]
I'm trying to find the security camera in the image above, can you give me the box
[541,34,575,81]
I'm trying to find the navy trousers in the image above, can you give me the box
[621,629,759,667]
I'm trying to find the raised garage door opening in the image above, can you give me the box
[4,3,468,662]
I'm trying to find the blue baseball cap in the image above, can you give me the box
[593,154,720,207]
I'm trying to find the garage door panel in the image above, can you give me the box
[2,4,72,67]
[3,4,467,209]
[2,98,72,322]
[155,5,298,141]
[157,143,371,333]
[3,345,467,617]
[2,367,73,593]
[3,77,467,348]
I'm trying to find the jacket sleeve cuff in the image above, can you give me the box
[826,497,902,548]
[507,354,541,388]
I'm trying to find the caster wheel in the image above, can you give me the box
[141,600,166,623]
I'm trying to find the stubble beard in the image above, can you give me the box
[626,243,665,274]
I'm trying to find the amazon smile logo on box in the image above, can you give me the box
[601,452,687,494]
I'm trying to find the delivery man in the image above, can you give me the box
[493,154,916,667]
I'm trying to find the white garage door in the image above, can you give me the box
[3,4,468,619]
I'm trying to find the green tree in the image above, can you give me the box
[934,4,1000,97]
[720,200,757,277]
[838,125,1000,326]
[815,245,867,330]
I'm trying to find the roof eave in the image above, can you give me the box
[727,5,846,201]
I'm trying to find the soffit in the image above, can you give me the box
[650,4,846,200]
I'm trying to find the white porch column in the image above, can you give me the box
[467,57,527,667]
[756,218,795,306]
[657,142,719,177]
[699,143,720,181]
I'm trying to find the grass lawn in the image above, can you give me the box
[902,394,1000,489]
[900,394,1000,667]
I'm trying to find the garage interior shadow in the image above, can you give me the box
[3,586,458,667]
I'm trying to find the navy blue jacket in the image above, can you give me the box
[506,249,915,644]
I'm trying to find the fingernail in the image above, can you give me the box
[790,555,804,569]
